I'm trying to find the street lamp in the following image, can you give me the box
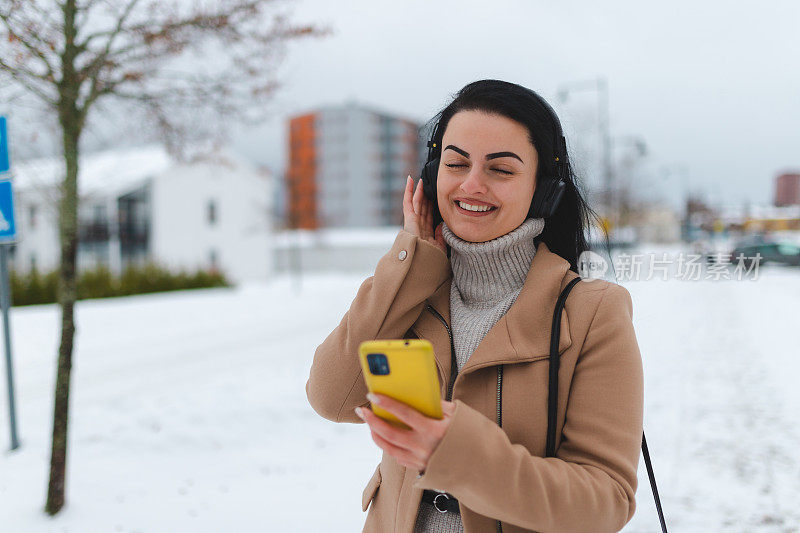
[611,135,648,229]
[613,135,647,158]
[557,77,612,220]
[660,164,689,208]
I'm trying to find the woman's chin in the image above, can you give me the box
[449,223,499,243]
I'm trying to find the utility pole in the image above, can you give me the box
[611,135,648,229]
[558,77,613,228]
[597,78,613,226]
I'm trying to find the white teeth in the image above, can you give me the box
[458,201,495,212]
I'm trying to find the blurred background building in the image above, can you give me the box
[774,172,800,207]
[10,145,274,284]
[285,101,427,229]
[684,171,800,236]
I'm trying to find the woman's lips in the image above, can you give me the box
[454,201,498,217]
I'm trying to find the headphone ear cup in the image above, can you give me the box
[529,178,566,219]
[421,157,439,202]
[420,157,443,228]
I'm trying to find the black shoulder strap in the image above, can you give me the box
[642,432,669,532]
[547,278,668,533]
[545,276,581,458]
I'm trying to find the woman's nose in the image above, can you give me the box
[459,168,489,195]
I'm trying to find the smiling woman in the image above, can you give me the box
[435,110,538,243]
[306,80,645,533]
[417,81,601,271]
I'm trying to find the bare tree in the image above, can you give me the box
[0,0,329,515]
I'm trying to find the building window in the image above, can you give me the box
[209,249,218,270]
[207,200,217,225]
[29,204,37,230]
[92,204,107,223]
[30,253,37,272]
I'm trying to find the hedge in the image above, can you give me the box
[9,262,231,307]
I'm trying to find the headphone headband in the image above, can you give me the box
[420,88,568,221]
[426,96,568,179]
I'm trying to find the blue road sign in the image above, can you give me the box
[0,181,16,243]
[0,117,8,174]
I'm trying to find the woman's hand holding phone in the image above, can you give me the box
[355,393,456,474]
[403,175,446,254]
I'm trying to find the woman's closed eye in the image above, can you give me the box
[445,163,514,175]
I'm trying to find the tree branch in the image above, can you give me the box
[0,58,57,105]
[77,0,144,115]
[0,7,60,82]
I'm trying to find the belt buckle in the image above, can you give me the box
[433,492,450,514]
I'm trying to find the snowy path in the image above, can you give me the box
[1,267,799,532]
[624,269,800,532]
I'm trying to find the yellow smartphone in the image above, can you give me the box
[358,339,443,428]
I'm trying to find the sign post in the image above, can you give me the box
[0,116,9,174]
[0,116,20,451]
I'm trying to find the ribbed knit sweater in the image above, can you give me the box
[413,217,546,533]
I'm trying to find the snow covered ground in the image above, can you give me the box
[1,252,800,532]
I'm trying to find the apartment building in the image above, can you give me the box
[286,101,427,229]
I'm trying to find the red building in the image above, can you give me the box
[774,172,800,206]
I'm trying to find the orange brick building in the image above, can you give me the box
[285,103,425,229]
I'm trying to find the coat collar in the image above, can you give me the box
[424,240,574,376]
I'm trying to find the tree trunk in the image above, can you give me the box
[44,113,80,517]
[45,0,81,515]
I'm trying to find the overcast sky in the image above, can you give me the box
[230,0,800,210]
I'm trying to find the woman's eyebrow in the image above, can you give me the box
[486,151,523,163]
[444,145,523,163]
[444,145,470,158]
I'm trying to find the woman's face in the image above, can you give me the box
[437,110,538,243]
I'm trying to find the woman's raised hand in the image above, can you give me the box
[403,175,446,254]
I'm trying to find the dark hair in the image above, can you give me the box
[423,79,606,273]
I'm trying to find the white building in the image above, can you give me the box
[10,144,273,284]
[273,226,400,274]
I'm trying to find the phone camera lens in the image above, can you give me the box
[367,353,390,375]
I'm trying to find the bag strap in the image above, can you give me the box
[545,277,581,457]
[547,277,668,533]
[642,432,669,532]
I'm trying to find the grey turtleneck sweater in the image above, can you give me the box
[413,217,546,533]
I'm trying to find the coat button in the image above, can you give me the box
[398,250,407,261]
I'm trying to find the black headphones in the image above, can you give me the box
[420,95,568,228]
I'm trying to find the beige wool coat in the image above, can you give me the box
[306,229,644,533]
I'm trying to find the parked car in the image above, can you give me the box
[729,241,800,268]
[695,237,735,264]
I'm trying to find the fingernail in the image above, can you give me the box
[367,393,380,405]
[355,407,364,418]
